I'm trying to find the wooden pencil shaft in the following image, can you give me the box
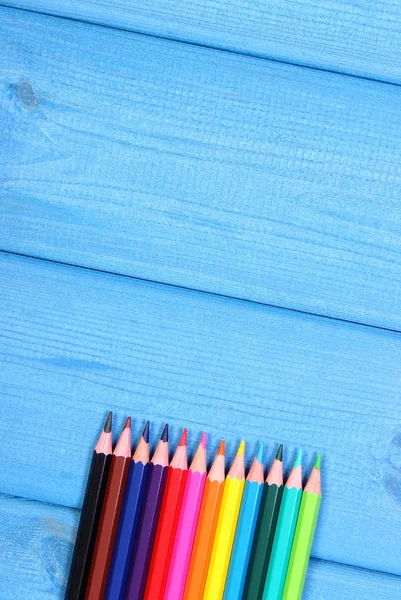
[65,451,111,600]
[144,465,188,600]
[262,486,302,600]
[85,454,131,599]
[105,460,150,600]
[243,483,283,600]
[224,479,264,599]
[183,478,225,600]
[282,492,321,600]
[125,462,169,600]
[203,476,245,600]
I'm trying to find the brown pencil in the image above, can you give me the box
[85,417,132,600]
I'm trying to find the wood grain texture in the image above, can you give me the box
[0,253,401,574]
[1,7,401,331]
[2,494,400,599]
[3,0,401,83]
[0,494,79,598]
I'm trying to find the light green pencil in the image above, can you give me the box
[282,454,322,600]
[262,451,303,600]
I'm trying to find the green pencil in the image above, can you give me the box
[262,451,303,600]
[282,454,322,600]
[243,445,283,600]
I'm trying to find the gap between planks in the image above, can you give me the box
[2,249,400,338]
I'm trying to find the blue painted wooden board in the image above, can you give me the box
[3,0,401,83]
[0,252,400,575]
[2,494,400,599]
[1,8,401,330]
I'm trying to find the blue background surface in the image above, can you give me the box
[0,1,400,597]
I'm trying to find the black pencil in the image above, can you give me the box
[65,412,113,600]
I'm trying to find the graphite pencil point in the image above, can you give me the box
[256,442,265,463]
[218,440,226,456]
[104,411,112,433]
[142,421,150,443]
[294,450,302,468]
[179,428,188,446]
[161,423,169,442]
[314,453,322,470]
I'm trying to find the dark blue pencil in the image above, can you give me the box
[104,422,150,600]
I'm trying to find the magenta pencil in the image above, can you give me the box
[164,433,207,600]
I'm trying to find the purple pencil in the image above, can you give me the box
[125,424,169,600]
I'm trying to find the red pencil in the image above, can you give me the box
[85,417,132,600]
[144,429,189,600]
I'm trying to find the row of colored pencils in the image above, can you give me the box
[66,413,322,600]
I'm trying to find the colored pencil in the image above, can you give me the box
[203,440,246,600]
[263,450,303,600]
[183,441,226,600]
[243,444,283,600]
[224,443,265,600]
[125,424,169,600]
[144,428,188,600]
[282,454,322,600]
[66,412,113,600]
[105,422,150,600]
[85,417,132,600]
[164,433,208,600]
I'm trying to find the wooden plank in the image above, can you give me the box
[1,8,401,331]
[0,494,79,598]
[2,494,400,599]
[0,253,401,574]
[304,559,401,599]
[3,0,401,83]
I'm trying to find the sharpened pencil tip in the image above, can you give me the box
[236,440,245,456]
[200,432,207,449]
[161,423,168,442]
[124,416,132,429]
[103,411,112,433]
[142,421,150,443]
[314,453,322,470]
[256,443,264,463]
[276,444,283,461]
[218,440,226,456]
[179,428,188,446]
[294,450,302,468]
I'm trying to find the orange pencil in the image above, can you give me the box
[183,441,226,600]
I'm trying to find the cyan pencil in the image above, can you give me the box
[263,451,303,600]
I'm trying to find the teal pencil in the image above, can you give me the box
[223,444,265,600]
[262,451,303,600]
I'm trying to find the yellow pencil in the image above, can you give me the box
[203,441,246,600]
